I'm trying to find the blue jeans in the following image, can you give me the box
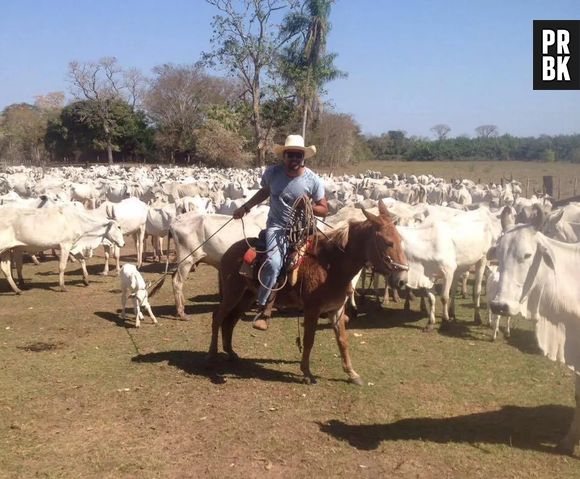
[257,227,288,306]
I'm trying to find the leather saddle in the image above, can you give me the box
[239,230,311,286]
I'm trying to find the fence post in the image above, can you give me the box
[543,175,554,196]
[526,177,530,198]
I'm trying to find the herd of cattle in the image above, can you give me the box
[2,163,580,452]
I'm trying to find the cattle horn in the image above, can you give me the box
[531,204,545,231]
[105,204,116,220]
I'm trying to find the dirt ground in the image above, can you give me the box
[1,244,580,479]
[2,160,580,478]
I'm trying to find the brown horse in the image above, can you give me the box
[208,201,408,385]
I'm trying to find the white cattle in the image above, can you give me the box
[161,181,209,202]
[170,209,267,320]
[70,183,101,209]
[485,265,516,341]
[93,198,149,274]
[0,206,124,292]
[146,203,178,261]
[490,206,580,453]
[543,204,580,243]
[216,198,246,215]
[397,210,497,329]
[102,182,129,202]
[176,196,215,214]
[120,263,157,328]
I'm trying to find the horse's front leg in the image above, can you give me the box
[332,307,363,386]
[301,309,320,384]
[221,290,254,361]
[207,284,246,365]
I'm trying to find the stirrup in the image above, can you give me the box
[252,307,271,331]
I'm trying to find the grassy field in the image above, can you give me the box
[2,160,580,478]
[1,250,579,478]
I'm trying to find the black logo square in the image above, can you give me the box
[533,20,580,90]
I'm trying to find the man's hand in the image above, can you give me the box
[233,205,247,219]
[295,195,309,210]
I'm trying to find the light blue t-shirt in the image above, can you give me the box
[261,164,325,228]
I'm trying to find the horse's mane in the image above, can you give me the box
[320,224,349,250]
[315,220,371,254]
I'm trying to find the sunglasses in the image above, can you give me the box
[286,151,304,160]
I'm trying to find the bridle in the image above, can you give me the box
[372,231,409,272]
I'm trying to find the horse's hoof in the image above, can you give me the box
[302,375,317,385]
[557,439,576,455]
[422,324,436,333]
[226,352,239,362]
[99,271,109,277]
[58,287,68,293]
[204,354,217,369]
[177,314,190,322]
[348,376,364,386]
[83,279,90,286]
[439,320,451,331]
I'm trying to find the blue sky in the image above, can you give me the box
[1,0,579,137]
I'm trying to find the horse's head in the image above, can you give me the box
[362,201,408,288]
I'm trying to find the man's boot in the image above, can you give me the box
[252,290,278,331]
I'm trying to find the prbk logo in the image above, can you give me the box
[533,20,580,90]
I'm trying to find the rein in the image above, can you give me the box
[147,217,235,298]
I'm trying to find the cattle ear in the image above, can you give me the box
[531,204,545,231]
[362,208,380,225]
[539,244,555,270]
[547,208,564,225]
[486,246,497,261]
[500,206,515,231]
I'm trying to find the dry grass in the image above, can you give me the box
[2,160,580,478]
[319,160,580,199]
[1,251,579,478]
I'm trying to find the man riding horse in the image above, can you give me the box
[233,134,329,331]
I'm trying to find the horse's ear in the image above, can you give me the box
[362,208,380,225]
[377,200,392,220]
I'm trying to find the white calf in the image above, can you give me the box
[120,264,157,328]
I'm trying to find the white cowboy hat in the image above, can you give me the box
[272,134,317,159]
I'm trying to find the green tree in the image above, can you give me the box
[430,124,451,140]
[68,57,145,164]
[203,0,301,165]
[144,63,239,163]
[278,0,346,139]
[0,103,50,164]
[45,99,152,163]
